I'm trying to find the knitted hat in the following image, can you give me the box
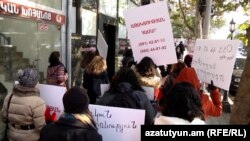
[17,68,39,87]
[63,87,89,114]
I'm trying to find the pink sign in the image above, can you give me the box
[124,1,177,66]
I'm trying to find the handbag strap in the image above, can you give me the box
[3,94,13,139]
[6,94,13,123]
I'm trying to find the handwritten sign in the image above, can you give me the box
[192,39,240,90]
[124,1,177,66]
[97,30,108,59]
[89,104,145,141]
[39,84,66,120]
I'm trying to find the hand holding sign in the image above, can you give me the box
[207,80,217,92]
[192,39,240,90]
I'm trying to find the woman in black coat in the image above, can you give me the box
[39,87,102,141]
[96,68,156,125]
[83,55,109,104]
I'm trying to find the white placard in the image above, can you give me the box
[192,39,240,90]
[142,86,154,100]
[38,84,67,120]
[97,30,108,59]
[100,84,110,97]
[89,104,145,141]
[124,1,177,66]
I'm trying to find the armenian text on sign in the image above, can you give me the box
[0,0,65,25]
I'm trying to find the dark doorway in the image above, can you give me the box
[103,24,116,81]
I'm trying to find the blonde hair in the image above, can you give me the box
[85,56,107,75]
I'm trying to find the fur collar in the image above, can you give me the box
[13,84,40,97]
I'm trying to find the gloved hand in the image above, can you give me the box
[207,80,217,91]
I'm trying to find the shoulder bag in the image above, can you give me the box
[1,94,13,141]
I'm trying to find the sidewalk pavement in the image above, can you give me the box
[206,112,230,124]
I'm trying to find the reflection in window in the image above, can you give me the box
[118,24,127,39]
[129,0,138,8]
[82,9,97,36]
[81,0,97,12]
[119,0,128,18]
[28,0,62,10]
[99,0,117,18]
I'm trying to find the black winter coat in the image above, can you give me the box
[39,116,102,141]
[83,71,109,104]
[96,82,157,125]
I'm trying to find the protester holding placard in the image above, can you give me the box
[83,55,109,104]
[155,82,205,125]
[175,67,222,119]
[159,60,186,108]
[134,56,162,87]
[1,68,46,141]
[133,56,162,101]
[96,68,157,125]
[39,86,102,141]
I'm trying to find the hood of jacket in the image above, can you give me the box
[175,67,200,91]
[13,84,40,97]
[115,82,134,94]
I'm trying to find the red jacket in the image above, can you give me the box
[175,67,222,119]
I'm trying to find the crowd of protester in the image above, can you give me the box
[1,43,223,140]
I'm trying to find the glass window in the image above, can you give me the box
[118,24,127,39]
[0,16,61,92]
[128,0,138,8]
[71,35,97,86]
[99,0,117,18]
[81,0,97,12]
[82,9,97,36]
[119,0,128,18]
[28,0,62,10]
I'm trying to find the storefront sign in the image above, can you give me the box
[39,23,48,31]
[0,0,65,25]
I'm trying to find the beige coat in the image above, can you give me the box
[1,85,46,141]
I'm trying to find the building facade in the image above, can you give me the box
[0,0,142,92]
[0,0,67,92]
[70,0,139,86]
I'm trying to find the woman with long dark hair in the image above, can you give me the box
[97,68,156,125]
[155,82,205,124]
[46,51,68,88]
